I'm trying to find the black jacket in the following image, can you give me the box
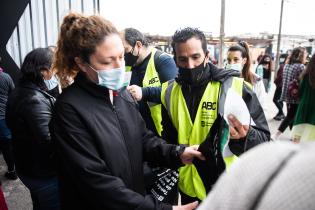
[5,80,56,177]
[162,63,270,195]
[51,72,183,210]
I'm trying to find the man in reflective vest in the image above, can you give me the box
[121,28,178,137]
[121,28,179,204]
[161,27,270,204]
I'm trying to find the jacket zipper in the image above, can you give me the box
[111,102,135,186]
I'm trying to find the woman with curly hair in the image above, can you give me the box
[51,12,203,210]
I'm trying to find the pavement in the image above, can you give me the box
[0,84,291,210]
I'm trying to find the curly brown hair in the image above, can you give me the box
[53,13,118,88]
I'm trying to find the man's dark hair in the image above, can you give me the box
[124,28,149,47]
[171,27,207,57]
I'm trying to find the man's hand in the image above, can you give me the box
[228,114,249,140]
[180,145,205,164]
[173,201,198,210]
[127,85,142,101]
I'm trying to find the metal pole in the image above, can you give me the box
[81,0,84,14]
[219,0,225,68]
[275,0,284,77]
[29,1,35,49]
[16,24,22,67]
[97,0,100,14]
[56,0,60,33]
[42,0,48,46]
[93,0,96,14]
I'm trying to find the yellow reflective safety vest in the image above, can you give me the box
[126,48,163,136]
[161,77,246,200]
[220,77,247,169]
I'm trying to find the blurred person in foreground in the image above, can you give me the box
[197,141,315,210]
[51,13,204,210]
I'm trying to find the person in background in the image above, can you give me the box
[45,46,61,98]
[291,53,315,142]
[256,54,273,93]
[51,13,203,210]
[256,51,264,63]
[0,57,17,180]
[161,27,270,204]
[121,28,179,203]
[121,28,178,137]
[226,41,266,108]
[197,141,315,210]
[272,47,307,141]
[272,54,289,121]
[5,48,59,210]
[44,70,60,98]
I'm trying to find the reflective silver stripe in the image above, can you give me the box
[218,77,234,115]
[147,102,158,107]
[164,80,175,119]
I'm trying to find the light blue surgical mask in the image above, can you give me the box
[44,75,59,90]
[225,63,243,72]
[88,64,129,90]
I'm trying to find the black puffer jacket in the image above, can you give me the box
[51,72,183,210]
[5,80,56,177]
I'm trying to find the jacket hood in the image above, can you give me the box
[208,62,240,82]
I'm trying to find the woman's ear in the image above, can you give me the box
[242,57,248,66]
[75,57,87,72]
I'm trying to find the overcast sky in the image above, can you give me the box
[100,0,315,37]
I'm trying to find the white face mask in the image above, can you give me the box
[225,63,243,72]
[88,64,131,90]
[44,75,59,90]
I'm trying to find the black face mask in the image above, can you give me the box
[124,47,139,67]
[178,61,206,85]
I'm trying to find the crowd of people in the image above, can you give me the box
[0,12,314,210]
